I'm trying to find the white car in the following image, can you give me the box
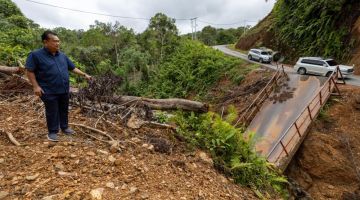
[248,49,272,63]
[294,57,354,78]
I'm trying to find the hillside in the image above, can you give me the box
[236,0,360,74]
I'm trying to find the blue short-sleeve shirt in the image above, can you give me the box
[25,48,76,94]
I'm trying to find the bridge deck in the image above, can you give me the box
[246,74,328,168]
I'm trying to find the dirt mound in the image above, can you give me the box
[286,85,360,199]
[235,13,274,51]
[0,93,258,199]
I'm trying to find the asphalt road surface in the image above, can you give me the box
[214,45,360,87]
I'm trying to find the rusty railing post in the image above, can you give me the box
[280,141,289,156]
[294,122,301,137]
[307,106,313,121]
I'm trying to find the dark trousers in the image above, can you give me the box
[40,93,69,134]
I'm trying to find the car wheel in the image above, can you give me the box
[259,58,263,63]
[248,55,252,60]
[298,68,306,75]
[326,71,332,77]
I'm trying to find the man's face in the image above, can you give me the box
[44,34,60,53]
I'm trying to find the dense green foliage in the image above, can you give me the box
[0,0,41,66]
[185,25,248,46]
[272,0,357,61]
[139,39,242,98]
[172,107,287,195]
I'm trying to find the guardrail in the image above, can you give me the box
[266,66,344,170]
[235,65,287,127]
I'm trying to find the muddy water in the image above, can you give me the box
[247,74,327,157]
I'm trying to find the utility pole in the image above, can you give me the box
[243,20,247,36]
[190,17,198,40]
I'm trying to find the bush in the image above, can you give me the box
[171,106,288,195]
[141,39,241,98]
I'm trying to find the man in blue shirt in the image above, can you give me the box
[26,30,91,142]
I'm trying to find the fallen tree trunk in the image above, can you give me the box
[103,95,209,112]
[0,65,22,75]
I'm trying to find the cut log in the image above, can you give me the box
[0,65,22,75]
[106,95,209,112]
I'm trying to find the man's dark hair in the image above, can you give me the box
[41,30,58,41]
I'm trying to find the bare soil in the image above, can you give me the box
[286,85,360,200]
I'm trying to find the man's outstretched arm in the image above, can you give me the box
[71,68,92,81]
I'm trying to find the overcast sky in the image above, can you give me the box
[12,0,276,34]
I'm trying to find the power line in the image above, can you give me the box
[21,0,259,36]
[23,0,151,20]
[198,19,257,26]
[22,0,199,21]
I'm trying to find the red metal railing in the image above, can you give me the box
[235,65,287,127]
[266,67,343,169]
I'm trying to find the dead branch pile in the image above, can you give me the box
[76,72,123,100]
[72,72,207,122]
[0,75,32,95]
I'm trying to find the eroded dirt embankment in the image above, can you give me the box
[286,85,360,200]
[0,70,273,199]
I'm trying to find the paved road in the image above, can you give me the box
[214,45,360,87]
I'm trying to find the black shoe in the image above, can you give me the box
[47,133,59,142]
[62,127,75,135]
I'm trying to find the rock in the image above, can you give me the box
[97,149,109,155]
[106,182,115,189]
[0,158,4,164]
[198,190,204,197]
[129,186,138,194]
[198,152,213,165]
[54,162,65,170]
[108,155,116,163]
[114,159,121,166]
[70,154,77,158]
[141,192,150,199]
[127,114,145,129]
[90,188,104,200]
[42,195,58,200]
[109,145,119,154]
[355,95,360,104]
[131,137,142,143]
[87,151,96,156]
[220,176,228,184]
[0,191,9,199]
[58,171,76,177]
[147,145,154,151]
[121,184,127,190]
[25,173,39,181]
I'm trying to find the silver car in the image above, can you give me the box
[294,57,354,78]
[248,49,272,63]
